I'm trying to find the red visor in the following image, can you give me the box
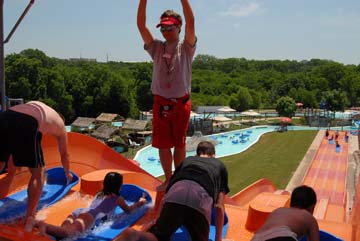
[156,17,181,28]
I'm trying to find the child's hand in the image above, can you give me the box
[138,193,147,206]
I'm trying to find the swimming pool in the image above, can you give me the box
[134,125,330,177]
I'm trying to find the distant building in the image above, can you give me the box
[122,118,149,132]
[69,58,97,62]
[96,113,124,123]
[70,117,96,132]
[90,124,120,141]
[196,106,236,114]
[139,111,153,121]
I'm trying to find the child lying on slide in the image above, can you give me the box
[25,172,147,239]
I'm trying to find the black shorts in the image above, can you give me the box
[0,110,44,168]
[149,202,209,241]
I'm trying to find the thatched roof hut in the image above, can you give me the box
[122,118,149,131]
[96,113,124,123]
[90,124,119,140]
[70,117,96,129]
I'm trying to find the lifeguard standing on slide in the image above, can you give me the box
[137,0,197,191]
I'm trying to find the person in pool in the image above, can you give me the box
[25,172,147,239]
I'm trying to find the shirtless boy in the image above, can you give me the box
[251,185,319,241]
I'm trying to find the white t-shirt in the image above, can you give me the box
[145,39,196,99]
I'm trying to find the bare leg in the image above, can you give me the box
[61,214,76,227]
[157,148,172,191]
[43,222,76,239]
[25,167,45,226]
[43,213,94,239]
[173,146,186,168]
[116,228,158,241]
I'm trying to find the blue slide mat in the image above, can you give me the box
[0,167,79,222]
[299,230,343,241]
[171,207,229,241]
[76,184,152,241]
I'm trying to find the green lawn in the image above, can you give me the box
[221,130,317,195]
[156,130,318,195]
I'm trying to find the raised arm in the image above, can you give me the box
[214,192,225,241]
[180,0,196,46]
[137,0,154,46]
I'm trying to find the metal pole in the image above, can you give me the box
[0,0,5,111]
[3,0,35,44]
[0,0,35,111]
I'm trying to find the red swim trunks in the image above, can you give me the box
[152,95,191,149]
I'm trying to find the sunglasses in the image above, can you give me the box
[160,25,175,32]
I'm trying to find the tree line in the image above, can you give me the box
[4,49,360,124]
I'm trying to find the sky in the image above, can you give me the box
[3,0,360,65]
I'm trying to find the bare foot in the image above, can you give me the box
[38,220,46,236]
[24,216,36,232]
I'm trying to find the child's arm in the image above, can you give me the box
[137,0,153,45]
[117,194,147,213]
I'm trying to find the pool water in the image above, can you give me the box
[134,125,354,177]
[134,126,276,177]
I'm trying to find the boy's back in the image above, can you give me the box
[255,207,319,241]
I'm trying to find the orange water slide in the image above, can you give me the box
[0,133,162,240]
[303,131,349,223]
[0,131,358,241]
[351,175,360,241]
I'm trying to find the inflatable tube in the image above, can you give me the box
[299,230,343,241]
[171,208,228,241]
[76,184,152,241]
[147,156,157,162]
[336,146,341,153]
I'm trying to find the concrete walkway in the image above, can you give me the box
[286,130,325,191]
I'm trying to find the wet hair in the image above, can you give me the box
[160,10,182,26]
[290,185,317,209]
[196,141,216,156]
[97,172,123,197]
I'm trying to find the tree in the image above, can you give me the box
[4,48,359,122]
[276,96,297,117]
[235,87,253,112]
[132,63,152,111]
[321,90,349,112]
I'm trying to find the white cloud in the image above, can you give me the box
[220,0,262,17]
